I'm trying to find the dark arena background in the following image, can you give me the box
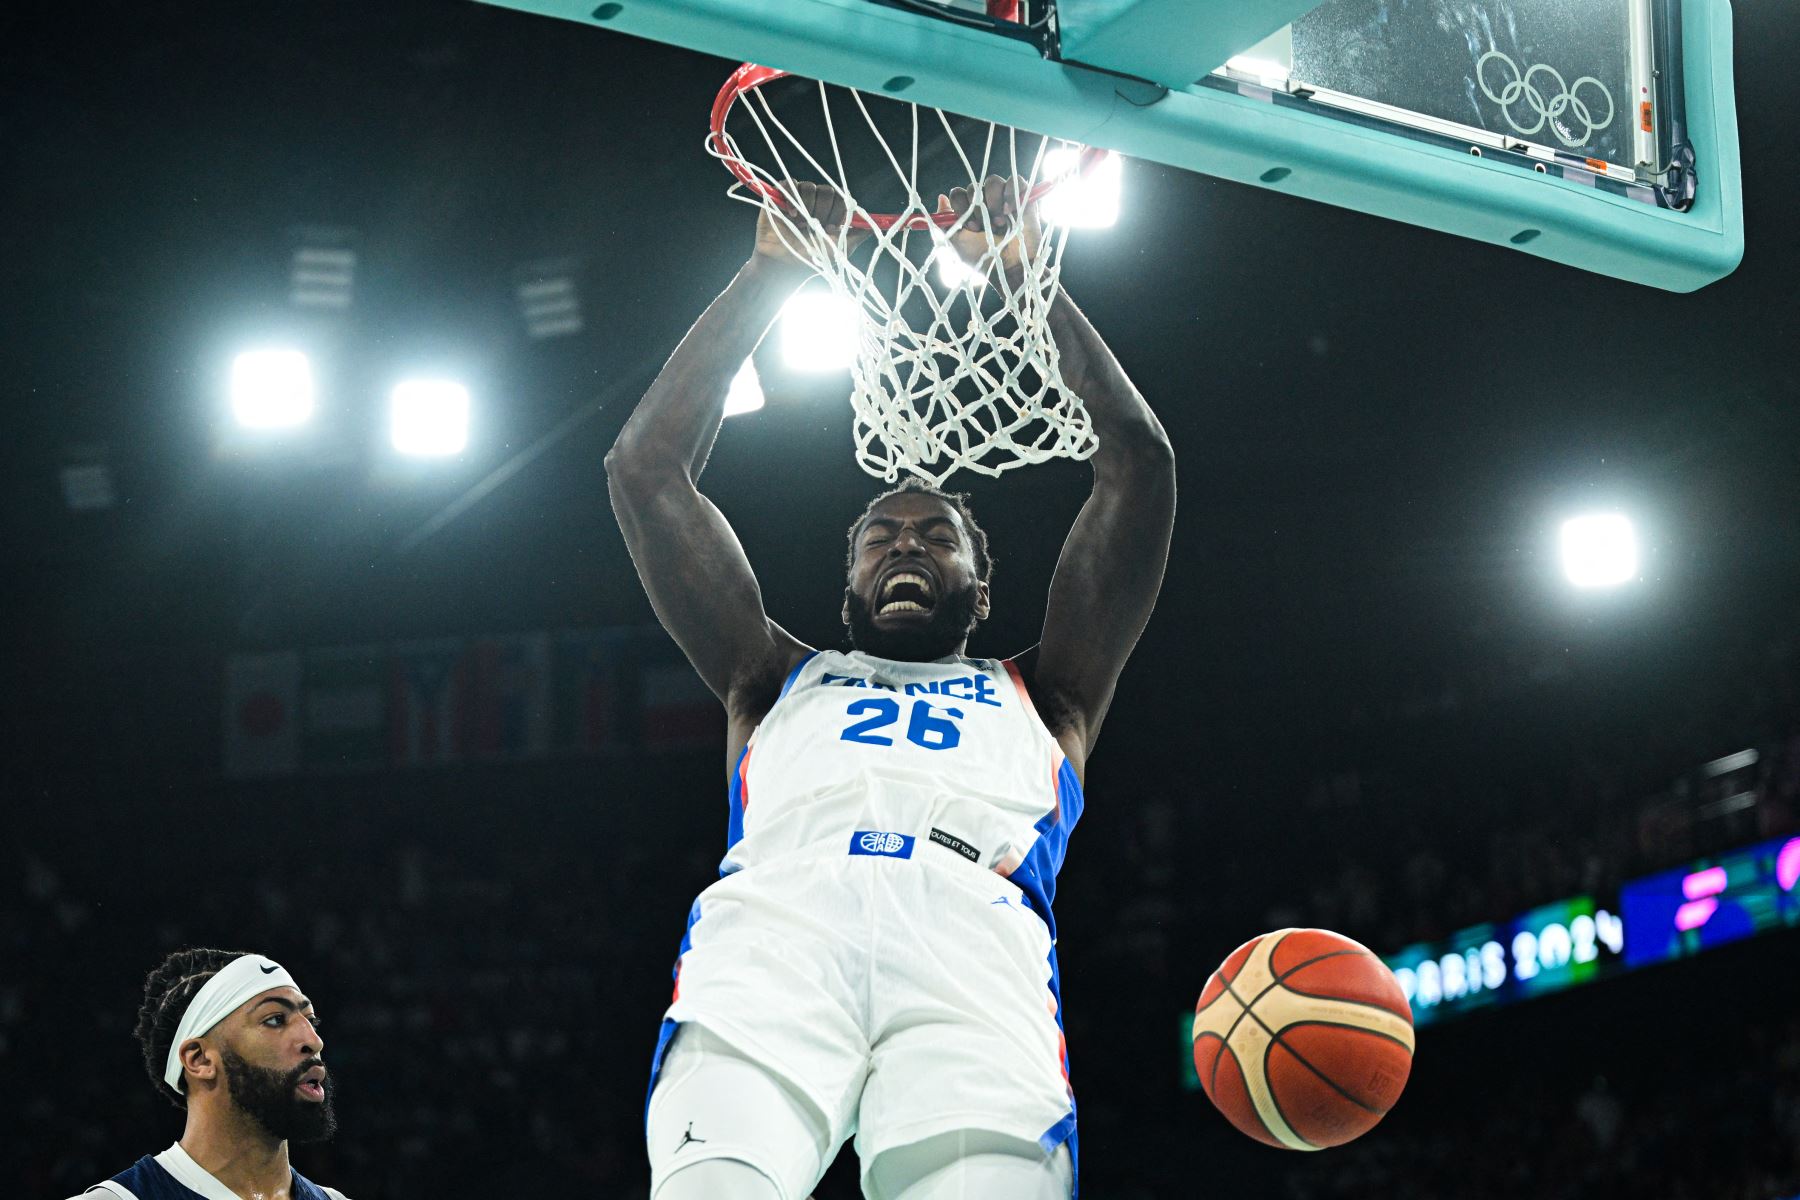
[7,2,1799,1197]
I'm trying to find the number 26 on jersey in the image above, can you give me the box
[840,698,964,751]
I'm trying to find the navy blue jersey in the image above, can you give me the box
[82,1148,343,1200]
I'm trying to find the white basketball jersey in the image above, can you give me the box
[651,649,1088,1183]
[724,649,1084,923]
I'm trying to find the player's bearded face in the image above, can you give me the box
[221,1046,338,1144]
[844,578,982,661]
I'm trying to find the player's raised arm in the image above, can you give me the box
[939,175,1176,759]
[1032,281,1176,754]
[605,184,861,710]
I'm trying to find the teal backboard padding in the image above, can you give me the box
[477,0,1742,292]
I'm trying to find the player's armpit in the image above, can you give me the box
[1004,645,1085,745]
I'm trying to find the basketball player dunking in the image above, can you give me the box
[608,176,1175,1200]
[73,948,349,1200]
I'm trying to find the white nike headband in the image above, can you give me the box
[163,955,299,1093]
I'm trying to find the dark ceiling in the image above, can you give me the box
[6,0,1797,796]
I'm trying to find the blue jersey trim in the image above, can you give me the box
[1013,758,1084,1194]
[777,650,820,700]
[725,744,749,858]
[1009,757,1084,943]
[675,896,703,966]
[1042,942,1079,1195]
[644,1017,681,1128]
[646,895,708,1125]
[1039,1102,1079,1185]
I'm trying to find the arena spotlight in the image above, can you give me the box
[389,379,470,457]
[230,349,315,429]
[1560,513,1639,588]
[1040,148,1122,229]
[779,291,859,373]
[725,360,765,417]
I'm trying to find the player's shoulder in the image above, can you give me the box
[73,1156,154,1200]
[71,1156,350,1200]
[297,1176,351,1200]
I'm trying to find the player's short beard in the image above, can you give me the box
[844,581,982,661]
[221,1047,338,1145]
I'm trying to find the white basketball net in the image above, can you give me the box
[709,73,1100,485]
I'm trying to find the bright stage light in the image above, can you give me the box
[780,291,859,373]
[1560,513,1638,588]
[1041,148,1122,229]
[932,245,988,290]
[230,349,315,429]
[390,379,470,457]
[725,360,765,417]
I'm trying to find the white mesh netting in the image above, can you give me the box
[709,72,1100,485]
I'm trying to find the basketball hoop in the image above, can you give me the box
[707,63,1109,485]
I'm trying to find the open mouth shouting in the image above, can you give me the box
[877,569,937,618]
[295,1065,327,1102]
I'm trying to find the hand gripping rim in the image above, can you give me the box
[708,62,1110,232]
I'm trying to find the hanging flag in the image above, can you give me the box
[223,652,300,778]
[456,634,551,761]
[552,629,625,755]
[638,638,722,752]
[302,645,387,772]
[391,639,466,767]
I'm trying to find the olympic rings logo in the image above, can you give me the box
[1476,51,1615,149]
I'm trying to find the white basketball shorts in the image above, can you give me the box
[644,847,1077,1197]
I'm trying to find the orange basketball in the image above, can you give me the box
[1192,928,1415,1150]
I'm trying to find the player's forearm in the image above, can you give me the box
[1031,286,1175,746]
[609,255,810,482]
[1046,288,1172,467]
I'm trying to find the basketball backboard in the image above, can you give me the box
[477,0,1741,292]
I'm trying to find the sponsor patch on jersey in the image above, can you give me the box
[849,831,916,858]
[928,827,981,863]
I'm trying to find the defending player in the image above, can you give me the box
[607,176,1175,1199]
[72,947,350,1200]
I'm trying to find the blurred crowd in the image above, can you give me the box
[12,756,1797,1197]
[1277,1010,1800,1200]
